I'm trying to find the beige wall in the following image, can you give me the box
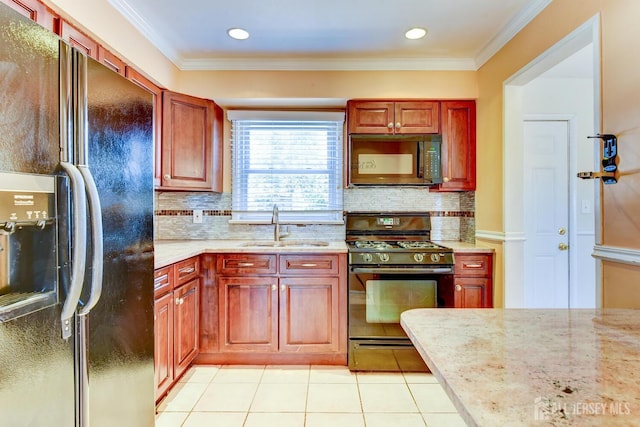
[477,0,640,307]
[176,70,478,105]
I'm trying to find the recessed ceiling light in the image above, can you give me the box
[405,27,427,40]
[228,28,250,40]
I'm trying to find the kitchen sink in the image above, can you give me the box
[240,240,330,247]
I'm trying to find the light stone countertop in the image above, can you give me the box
[401,308,640,426]
[154,239,493,269]
[154,239,348,269]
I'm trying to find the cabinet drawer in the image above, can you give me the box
[175,257,200,285]
[454,253,492,277]
[280,255,340,276]
[154,266,173,297]
[217,254,277,275]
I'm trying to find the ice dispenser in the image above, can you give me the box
[0,172,58,322]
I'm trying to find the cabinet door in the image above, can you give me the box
[279,277,339,353]
[59,20,98,59]
[395,101,440,134]
[454,277,490,308]
[347,101,395,134]
[154,292,174,401]
[97,45,125,75]
[161,91,220,191]
[219,276,278,352]
[174,279,199,379]
[1,0,56,31]
[436,101,476,191]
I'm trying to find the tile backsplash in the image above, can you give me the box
[155,187,475,242]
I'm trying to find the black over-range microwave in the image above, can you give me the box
[348,134,443,186]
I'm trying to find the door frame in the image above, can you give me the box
[502,15,601,307]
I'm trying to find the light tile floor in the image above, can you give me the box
[156,365,466,427]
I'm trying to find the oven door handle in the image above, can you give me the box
[351,267,454,274]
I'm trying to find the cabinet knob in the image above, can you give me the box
[395,122,401,129]
[558,243,569,251]
[455,285,462,292]
[271,284,277,291]
[443,177,450,183]
[281,284,286,292]
[387,122,394,129]
[163,174,171,180]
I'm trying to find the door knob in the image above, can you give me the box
[558,227,566,235]
[558,243,569,251]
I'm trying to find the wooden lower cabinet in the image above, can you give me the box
[453,252,493,308]
[197,252,347,365]
[174,279,200,379]
[219,276,278,352]
[154,290,173,400]
[154,258,200,403]
[279,277,339,353]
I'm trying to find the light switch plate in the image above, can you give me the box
[193,209,203,223]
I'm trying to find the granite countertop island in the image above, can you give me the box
[401,308,640,426]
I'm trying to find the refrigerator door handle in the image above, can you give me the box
[59,161,87,340]
[77,166,103,315]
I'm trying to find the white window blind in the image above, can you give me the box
[229,110,344,223]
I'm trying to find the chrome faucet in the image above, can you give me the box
[272,204,280,241]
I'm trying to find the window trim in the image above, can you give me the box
[228,110,345,225]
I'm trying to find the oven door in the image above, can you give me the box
[348,266,452,371]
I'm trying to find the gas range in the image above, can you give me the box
[345,212,454,268]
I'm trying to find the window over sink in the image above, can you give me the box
[229,110,344,224]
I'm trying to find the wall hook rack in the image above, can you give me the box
[577,134,618,184]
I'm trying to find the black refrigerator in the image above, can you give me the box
[0,4,155,426]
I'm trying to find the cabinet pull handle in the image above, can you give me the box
[179,266,196,274]
[154,274,168,284]
[463,263,483,269]
[238,262,255,267]
[455,285,462,291]
[300,263,317,267]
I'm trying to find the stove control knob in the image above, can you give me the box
[414,253,425,262]
[430,253,441,263]
[378,253,390,262]
[362,253,373,263]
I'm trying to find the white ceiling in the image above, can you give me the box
[108,0,552,71]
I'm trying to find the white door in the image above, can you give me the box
[523,120,570,308]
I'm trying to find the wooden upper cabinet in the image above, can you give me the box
[1,0,56,31]
[97,45,125,75]
[161,91,223,192]
[435,100,476,191]
[394,101,439,134]
[347,101,394,134]
[60,20,98,59]
[347,100,439,134]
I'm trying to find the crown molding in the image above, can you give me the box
[178,57,476,71]
[474,0,552,68]
[107,0,183,65]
